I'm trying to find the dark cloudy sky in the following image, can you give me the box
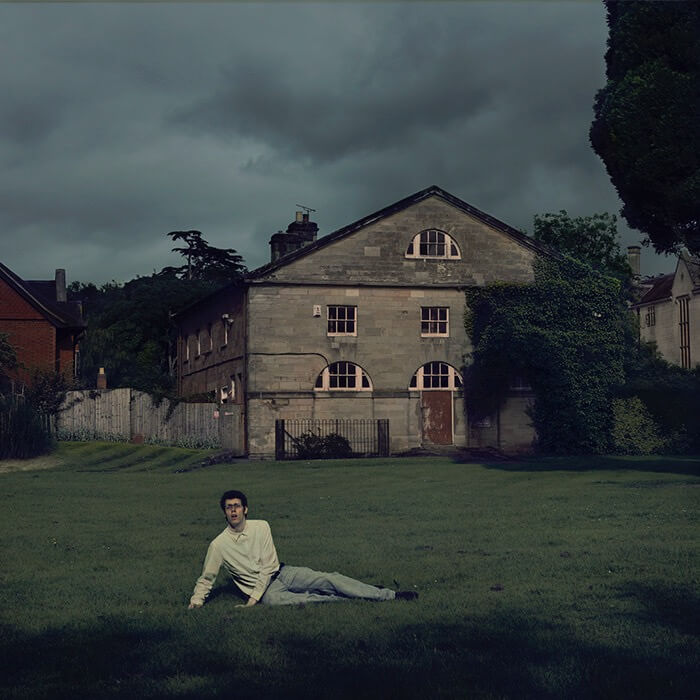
[0,1,672,286]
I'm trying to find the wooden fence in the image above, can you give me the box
[56,389,244,451]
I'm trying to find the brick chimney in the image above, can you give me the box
[627,246,641,279]
[97,367,107,390]
[55,269,67,302]
[269,210,319,262]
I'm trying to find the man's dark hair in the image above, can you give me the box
[220,489,247,511]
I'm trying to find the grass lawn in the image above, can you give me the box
[1,442,698,699]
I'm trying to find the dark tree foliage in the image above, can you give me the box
[620,341,700,453]
[165,230,246,282]
[69,231,246,394]
[590,1,700,254]
[69,274,220,394]
[465,256,633,454]
[0,331,17,373]
[533,210,631,279]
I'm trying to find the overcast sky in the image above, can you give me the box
[0,1,673,287]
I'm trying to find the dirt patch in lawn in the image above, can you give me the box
[0,454,64,474]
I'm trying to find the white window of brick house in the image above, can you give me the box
[327,306,357,335]
[184,335,190,363]
[222,319,229,346]
[421,307,449,336]
[196,330,202,356]
[409,362,462,390]
[315,362,372,391]
[207,323,213,352]
[405,229,461,259]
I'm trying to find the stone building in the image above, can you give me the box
[175,186,553,457]
[0,262,85,388]
[631,249,700,369]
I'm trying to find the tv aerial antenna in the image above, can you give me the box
[296,204,316,216]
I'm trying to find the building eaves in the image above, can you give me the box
[634,273,674,306]
[247,185,557,280]
[0,262,85,329]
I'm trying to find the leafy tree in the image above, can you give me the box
[590,0,700,254]
[0,331,17,373]
[533,211,631,279]
[70,274,219,394]
[166,230,246,282]
[465,256,633,454]
[69,231,247,394]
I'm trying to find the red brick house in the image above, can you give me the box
[0,261,85,388]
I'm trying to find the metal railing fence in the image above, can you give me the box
[275,418,390,460]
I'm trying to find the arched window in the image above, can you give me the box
[314,362,373,391]
[409,362,462,390]
[405,229,461,259]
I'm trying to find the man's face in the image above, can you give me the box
[223,498,248,530]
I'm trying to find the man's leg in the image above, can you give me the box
[274,565,395,602]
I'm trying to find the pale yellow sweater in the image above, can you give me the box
[190,519,280,606]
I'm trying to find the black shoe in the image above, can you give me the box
[395,590,418,601]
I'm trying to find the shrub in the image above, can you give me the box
[611,397,665,455]
[293,431,353,460]
[0,399,54,459]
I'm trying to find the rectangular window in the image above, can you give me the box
[196,330,202,356]
[645,305,656,327]
[419,230,446,257]
[421,307,449,336]
[679,296,691,369]
[329,361,357,389]
[327,306,357,335]
[422,361,450,388]
[222,320,229,347]
[207,323,213,352]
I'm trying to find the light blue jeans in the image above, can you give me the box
[260,565,395,606]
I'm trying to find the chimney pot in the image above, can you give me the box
[97,367,107,390]
[55,269,67,302]
[295,211,303,223]
[627,246,641,279]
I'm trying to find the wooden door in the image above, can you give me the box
[421,391,453,445]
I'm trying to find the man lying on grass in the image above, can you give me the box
[188,489,418,608]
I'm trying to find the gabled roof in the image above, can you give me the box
[636,273,674,305]
[680,249,700,288]
[247,185,556,279]
[0,261,85,329]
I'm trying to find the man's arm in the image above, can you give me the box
[247,521,280,604]
[188,541,223,609]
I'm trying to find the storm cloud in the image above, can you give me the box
[0,2,670,285]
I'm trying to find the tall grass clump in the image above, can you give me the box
[0,398,54,459]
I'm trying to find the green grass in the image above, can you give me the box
[1,443,699,699]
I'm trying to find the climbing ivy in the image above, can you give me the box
[464,256,633,454]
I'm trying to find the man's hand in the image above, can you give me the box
[188,602,203,610]
[234,597,258,608]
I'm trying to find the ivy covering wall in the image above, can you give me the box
[465,256,633,454]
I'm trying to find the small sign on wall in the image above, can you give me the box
[313,305,322,317]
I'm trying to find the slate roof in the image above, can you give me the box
[248,184,557,279]
[636,273,675,306]
[0,261,85,329]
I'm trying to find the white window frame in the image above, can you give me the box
[196,330,202,357]
[315,362,372,391]
[421,307,449,337]
[327,305,357,336]
[409,362,462,390]
[405,229,461,260]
